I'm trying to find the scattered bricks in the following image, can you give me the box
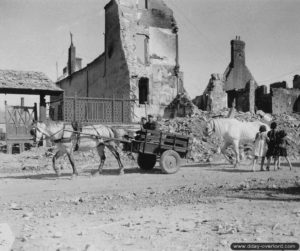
[158,109,300,163]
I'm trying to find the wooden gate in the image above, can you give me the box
[5,104,37,153]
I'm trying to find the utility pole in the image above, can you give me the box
[56,62,58,80]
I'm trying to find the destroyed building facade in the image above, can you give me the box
[54,0,184,122]
[194,37,256,113]
[223,36,256,113]
[194,37,300,115]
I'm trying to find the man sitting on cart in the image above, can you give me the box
[144,114,158,130]
[134,115,158,141]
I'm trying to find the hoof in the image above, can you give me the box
[119,170,124,175]
[71,173,79,178]
[91,170,101,176]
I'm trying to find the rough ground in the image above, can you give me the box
[0,149,299,251]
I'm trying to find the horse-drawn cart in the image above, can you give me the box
[33,121,191,176]
[125,129,191,174]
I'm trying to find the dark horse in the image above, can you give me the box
[32,121,127,177]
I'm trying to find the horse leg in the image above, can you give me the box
[67,151,78,177]
[94,143,106,175]
[239,145,245,161]
[106,143,124,175]
[221,142,233,164]
[232,140,240,168]
[52,150,63,177]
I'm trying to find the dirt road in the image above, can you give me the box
[0,151,299,251]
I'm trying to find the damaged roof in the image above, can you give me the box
[0,69,63,95]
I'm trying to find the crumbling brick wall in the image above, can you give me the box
[226,80,256,113]
[117,0,183,119]
[272,88,300,114]
[255,85,272,113]
[203,74,227,112]
[293,75,300,89]
[192,74,227,112]
[270,81,287,96]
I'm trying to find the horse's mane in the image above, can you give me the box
[42,119,64,127]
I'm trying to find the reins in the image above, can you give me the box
[34,124,70,143]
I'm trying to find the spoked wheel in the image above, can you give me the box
[137,153,157,171]
[160,150,181,174]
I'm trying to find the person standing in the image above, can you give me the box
[274,130,293,170]
[266,122,278,171]
[252,125,269,172]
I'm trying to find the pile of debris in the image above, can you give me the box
[164,93,201,118]
[158,108,300,162]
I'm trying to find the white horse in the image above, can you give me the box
[204,118,270,168]
[32,121,127,177]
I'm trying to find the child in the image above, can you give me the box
[274,130,293,170]
[252,125,269,172]
[266,122,278,171]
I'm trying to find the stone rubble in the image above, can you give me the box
[1,106,299,167]
[158,107,300,162]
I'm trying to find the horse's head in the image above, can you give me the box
[204,119,215,137]
[31,120,65,141]
[29,121,44,145]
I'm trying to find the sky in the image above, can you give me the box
[1,0,300,108]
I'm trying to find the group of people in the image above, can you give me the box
[140,114,158,130]
[252,122,293,172]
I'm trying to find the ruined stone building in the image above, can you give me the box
[193,74,227,113]
[193,37,300,115]
[194,36,256,113]
[54,0,184,122]
[223,36,256,112]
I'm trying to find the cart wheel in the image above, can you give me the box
[137,153,157,170]
[160,150,181,174]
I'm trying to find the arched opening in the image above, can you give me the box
[138,78,149,105]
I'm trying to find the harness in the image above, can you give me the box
[92,125,102,139]
[71,122,82,151]
[52,124,73,143]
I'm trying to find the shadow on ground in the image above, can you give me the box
[205,168,253,173]
[0,173,71,180]
[0,167,165,180]
[83,167,163,176]
[229,186,300,202]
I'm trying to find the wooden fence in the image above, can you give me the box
[50,94,135,124]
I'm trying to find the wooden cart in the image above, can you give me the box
[125,129,190,174]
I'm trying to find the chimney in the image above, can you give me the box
[68,33,76,75]
[230,36,245,67]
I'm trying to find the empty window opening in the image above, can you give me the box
[138,0,148,9]
[138,78,149,104]
[136,34,149,65]
[293,97,300,112]
[108,43,114,58]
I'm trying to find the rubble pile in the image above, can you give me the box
[165,93,202,118]
[158,109,300,162]
[158,111,223,162]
